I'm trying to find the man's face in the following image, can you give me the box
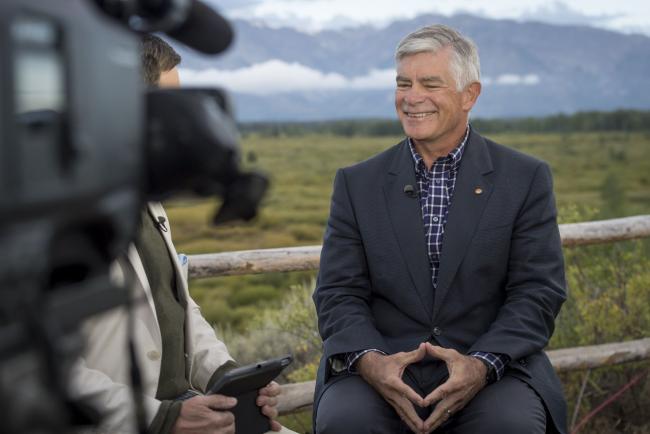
[159,66,180,88]
[395,48,479,148]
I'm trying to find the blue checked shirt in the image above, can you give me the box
[340,126,509,382]
[411,128,468,288]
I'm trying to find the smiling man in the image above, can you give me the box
[313,24,568,434]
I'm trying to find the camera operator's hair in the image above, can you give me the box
[141,34,182,85]
[395,24,480,91]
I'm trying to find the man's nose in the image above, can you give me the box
[402,87,425,105]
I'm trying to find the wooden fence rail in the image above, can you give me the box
[185,215,650,415]
[188,214,650,278]
[277,338,650,415]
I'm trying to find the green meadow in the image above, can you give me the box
[165,130,650,331]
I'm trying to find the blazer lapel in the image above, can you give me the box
[146,202,189,298]
[147,202,198,375]
[433,131,494,319]
[127,244,160,327]
[383,140,434,321]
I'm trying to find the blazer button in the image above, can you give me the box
[147,350,161,361]
[432,327,443,336]
[519,358,527,366]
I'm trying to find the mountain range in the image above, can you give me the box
[174,13,650,121]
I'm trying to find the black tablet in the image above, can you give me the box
[209,354,293,434]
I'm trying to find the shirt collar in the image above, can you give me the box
[408,125,470,175]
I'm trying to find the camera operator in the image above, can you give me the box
[69,35,294,434]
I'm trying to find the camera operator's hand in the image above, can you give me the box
[257,381,283,431]
[172,394,236,434]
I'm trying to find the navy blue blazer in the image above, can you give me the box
[313,129,568,433]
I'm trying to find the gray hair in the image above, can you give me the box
[395,24,480,91]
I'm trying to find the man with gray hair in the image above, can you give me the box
[313,24,567,434]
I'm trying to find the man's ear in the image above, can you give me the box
[462,81,481,111]
[159,66,181,88]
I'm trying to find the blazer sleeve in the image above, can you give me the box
[468,162,567,360]
[186,294,236,392]
[314,169,389,365]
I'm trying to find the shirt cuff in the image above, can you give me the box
[147,400,182,434]
[330,349,387,374]
[470,351,509,381]
[345,349,387,373]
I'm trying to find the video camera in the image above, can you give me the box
[0,0,267,432]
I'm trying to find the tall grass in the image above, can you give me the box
[166,131,650,331]
[166,130,650,433]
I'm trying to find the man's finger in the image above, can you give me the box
[259,381,281,397]
[210,409,236,428]
[398,342,427,365]
[398,409,421,434]
[269,419,283,432]
[391,397,423,434]
[425,342,456,361]
[422,382,451,407]
[261,404,279,419]
[394,381,425,407]
[257,394,278,407]
[423,400,456,433]
[203,394,237,410]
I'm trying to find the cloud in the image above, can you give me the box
[180,60,395,95]
[210,0,649,37]
[218,0,438,33]
[483,74,540,86]
[181,60,541,93]
[520,1,620,27]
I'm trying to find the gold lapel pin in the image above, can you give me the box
[474,187,483,195]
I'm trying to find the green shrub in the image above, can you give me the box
[226,285,280,307]
[216,279,321,433]
[553,206,650,433]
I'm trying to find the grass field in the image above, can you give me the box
[164,130,650,331]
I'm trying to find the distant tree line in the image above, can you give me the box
[472,109,650,134]
[239,109,650,137]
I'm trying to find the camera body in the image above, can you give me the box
[0,0,265,432]
[0,0,144,281]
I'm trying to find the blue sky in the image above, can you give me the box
[208,0,650,35]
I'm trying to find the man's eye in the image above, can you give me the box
[396,82,410,88]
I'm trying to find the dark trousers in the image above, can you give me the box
[315,374,546,434]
